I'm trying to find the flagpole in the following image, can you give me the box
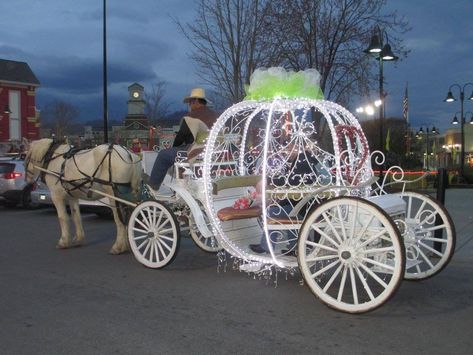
[403,82,409,155]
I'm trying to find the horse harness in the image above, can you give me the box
[39,141,137,197]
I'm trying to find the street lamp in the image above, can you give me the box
[452,111,473,125]
[364,26,399,153]
[444,83,473,179]
[416,126,439,170]
[103,0,108,143]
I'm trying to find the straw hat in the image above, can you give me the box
[183,87,211,104]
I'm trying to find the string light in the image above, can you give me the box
[203,98,374,269]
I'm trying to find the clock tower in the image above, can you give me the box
[124,83,149,129]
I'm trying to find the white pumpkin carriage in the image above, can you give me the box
[128,69,455,313]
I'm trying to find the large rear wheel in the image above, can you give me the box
[395,191,455,280]
[298,197,405,314]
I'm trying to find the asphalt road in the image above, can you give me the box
[1,190,472,355]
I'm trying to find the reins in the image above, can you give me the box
[34,142,140,197]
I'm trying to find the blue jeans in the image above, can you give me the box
[149,146,187,189]
[259,204,297,252]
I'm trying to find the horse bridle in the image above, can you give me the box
[24,140,62,183]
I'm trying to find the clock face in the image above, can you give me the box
[132,91,140,99]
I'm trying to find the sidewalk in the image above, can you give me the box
[444,188,473,257]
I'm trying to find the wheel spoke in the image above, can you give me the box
[156,238,167,256]
[132,233,148,241]
[414,200,427,221]
[158,238,173,252]
[154,208,163,229]
[133,227,148,234]
[354,264,375,301]
[135,218,149,231]
[358,262,389,288]
[418,241,444,257]
[361,246,395,255]
[305,254,338,263]
[149,241,155,262]
[311,259,340,279]
[322,211,343,244]
[305,240,338,253]
[349,202,358,239]
[313,225,340,248]
[356,214,375,242]
[136,238,149,250]
[159,234,175,242]
[355,227,388,250]
[337,206,348,241]
[159,227,175,235]
[420,224,447,233]
[157,218,171,231]
[349,265,359,305]
[337,266,348,302]
[153,239,160,262]
[322,263,344,292]
[414,245,435,268]
[361,256,395,271]
[406,195,413,219]
[142,239,151,257]
[139,210,151,228]
[422,236,447,243]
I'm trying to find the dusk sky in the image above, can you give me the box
[1,0,472,132]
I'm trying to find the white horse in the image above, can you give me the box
[25,138,142,254]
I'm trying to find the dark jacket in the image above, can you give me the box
[173,106,218,147]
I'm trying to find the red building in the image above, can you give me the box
[0,59,41,147]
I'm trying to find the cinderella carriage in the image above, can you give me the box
[128,68,455,313]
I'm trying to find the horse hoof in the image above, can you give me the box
[109,246,128,255]
[56,243,70,249]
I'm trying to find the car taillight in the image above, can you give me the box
[4,171,22,179]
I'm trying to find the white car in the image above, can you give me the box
[0,156,39,208]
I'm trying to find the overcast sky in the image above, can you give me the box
[1,0,472,132]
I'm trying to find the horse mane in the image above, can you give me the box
[27,138,54,164]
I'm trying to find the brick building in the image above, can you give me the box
[0,59,41,148]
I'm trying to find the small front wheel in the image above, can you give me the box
[298,197,405,314]
[189,212,220,253]
[128,200,180,268]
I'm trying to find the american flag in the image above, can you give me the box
[403,83,409,122]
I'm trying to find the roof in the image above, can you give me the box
[128,82,143,90]
[0,59,40,86]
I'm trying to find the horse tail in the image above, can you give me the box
[130,153,142,198]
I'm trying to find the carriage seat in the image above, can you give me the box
[214,175,304,224]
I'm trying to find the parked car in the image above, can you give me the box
[31,183,113,218]
[0,157,39,208]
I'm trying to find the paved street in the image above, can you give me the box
[1,189,473,355]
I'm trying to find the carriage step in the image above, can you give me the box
[239,262,265,273]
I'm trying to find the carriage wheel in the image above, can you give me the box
[297,197,405,314]
[395,191,455,280]
[189,213,220,253]
[127,200,180,269]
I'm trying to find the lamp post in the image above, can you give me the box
[103,0,109,143]
[444,83,473,179]
[416,126,438,170]
[364,26,399,154]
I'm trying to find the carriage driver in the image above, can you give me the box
[147,88,218,191]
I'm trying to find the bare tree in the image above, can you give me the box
[42,100,80,139]
[267,0,410,106]
[145,81,170,123]
[176,0,274,103]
